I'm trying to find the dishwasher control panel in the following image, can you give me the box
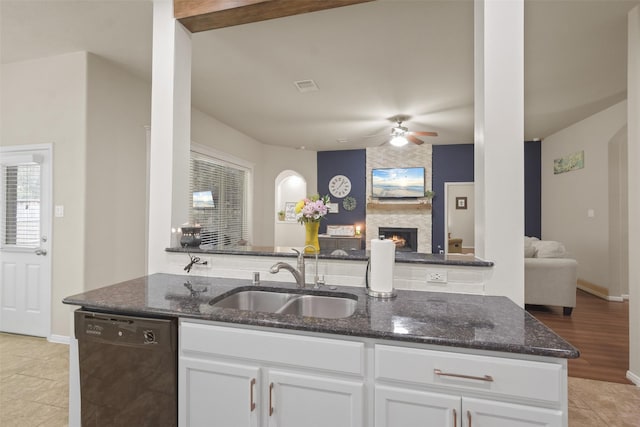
[75,310,176,350]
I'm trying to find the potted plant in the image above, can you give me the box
[277,210,285,221]
[424,190,435,201]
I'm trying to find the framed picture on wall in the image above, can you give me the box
[456,197,467,210]
[284,202,297,222]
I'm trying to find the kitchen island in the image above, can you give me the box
[64,273,578,427]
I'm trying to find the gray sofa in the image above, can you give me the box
[524,238,578,316]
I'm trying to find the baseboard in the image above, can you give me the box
[48,334,70,345]
[627,370,640,387]
[577,279,625,302]
[622,294,630,300]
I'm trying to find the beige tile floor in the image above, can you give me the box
[2,332,640,426]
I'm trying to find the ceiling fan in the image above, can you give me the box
[387,115,438,147]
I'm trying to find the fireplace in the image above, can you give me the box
[378,227,418,252]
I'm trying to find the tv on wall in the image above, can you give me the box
[371,167,425,198]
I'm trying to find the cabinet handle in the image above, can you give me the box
[467,410,472,427]
[434,369,494,382]
[453,408,457,426]
[269,382,274,416]
[250,378,256,412]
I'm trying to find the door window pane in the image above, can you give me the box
[3,163,41,247]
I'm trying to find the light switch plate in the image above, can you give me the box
[55,205,64,217]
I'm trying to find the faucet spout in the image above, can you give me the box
[269,247,318,288]
[270,261,305,287]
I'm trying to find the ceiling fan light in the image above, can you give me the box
[390,135,408,147]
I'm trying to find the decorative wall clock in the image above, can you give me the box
[343,196,357,211]
[328,175,351,198]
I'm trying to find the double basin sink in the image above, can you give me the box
[210,287,357,319]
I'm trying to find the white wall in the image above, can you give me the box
[191,108,317,246]
[474,0,525,306]
[2,51,153,337]
[84,53,150,291]
[1,52,88,337]
[627,5,640,387]
[447,183,475,249]
[541,100,627,291]
[274,171,307,247]
[608,125,628,298]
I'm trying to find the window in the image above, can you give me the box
[189,149,250,248]
[2,163,41,248]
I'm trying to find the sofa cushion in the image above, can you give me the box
[524,236,538,258]
[532,240,566,258]
[524,241,536,258]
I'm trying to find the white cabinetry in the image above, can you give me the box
[179,321,365,427]
[179,322,568,427]
[266,370,363,427]
[181,358,260,427]
[374,345,565,427]
[375,385,459,426]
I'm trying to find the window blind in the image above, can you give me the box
[189,150,248,248]
[2,163,41,247]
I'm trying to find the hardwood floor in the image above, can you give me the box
[526,289,631,384]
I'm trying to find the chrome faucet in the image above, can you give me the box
[269,246,317,288]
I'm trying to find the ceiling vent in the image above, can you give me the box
[294,79,319,93]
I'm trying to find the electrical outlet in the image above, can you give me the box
[427,271,447,283]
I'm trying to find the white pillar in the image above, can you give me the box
[627,5,640,387]
[474,0,525,305]
[148,0,192,273]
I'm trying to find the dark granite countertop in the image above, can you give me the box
[166,246,494,267]
[63,273,578,359]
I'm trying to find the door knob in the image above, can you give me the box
[35,249,47,256]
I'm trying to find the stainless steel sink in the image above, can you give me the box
[211,290,293,312]
[276,295,357,319]
[210,288,357,319]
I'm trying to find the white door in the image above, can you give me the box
[0,145,52,337]
[463,397,563,427]
[180,357,260,427]
[266,370,364,427]
[375,385,460,427]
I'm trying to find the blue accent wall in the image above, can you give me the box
[432,144,475,253]
[316,150,366,234]
[524,141,542,238]
[318,144,541,253]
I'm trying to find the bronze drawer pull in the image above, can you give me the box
[434,369,494,382]
[250,378,256,412]
[269,382,274,416]
[453,408,457,426]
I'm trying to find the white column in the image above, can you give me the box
[148,0,192,273]
[627,5,640,387]
[474,0,525,305]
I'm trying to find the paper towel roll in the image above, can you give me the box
[370,238,396,293]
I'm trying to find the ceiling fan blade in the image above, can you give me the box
[407,135,424,145]
[411,131,438,137]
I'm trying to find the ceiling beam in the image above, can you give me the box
[174,0,374,33]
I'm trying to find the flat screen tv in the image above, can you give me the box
[371,167,425,198]
[193,190,215,208]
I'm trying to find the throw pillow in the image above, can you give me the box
[524,236,537,258]
[532,240,566,258]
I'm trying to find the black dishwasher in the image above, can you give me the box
[75,309,178,427]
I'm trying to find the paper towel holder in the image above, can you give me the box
[365,259,397,299]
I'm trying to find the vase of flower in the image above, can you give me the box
[295,194,330,253]
[304,221,320,253]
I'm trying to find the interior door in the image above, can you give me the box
[0,145,52,337]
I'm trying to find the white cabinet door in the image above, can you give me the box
[375,385,460,427]
[266,370,364,427]
[180,357,260,427]
[463,397,563,427]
